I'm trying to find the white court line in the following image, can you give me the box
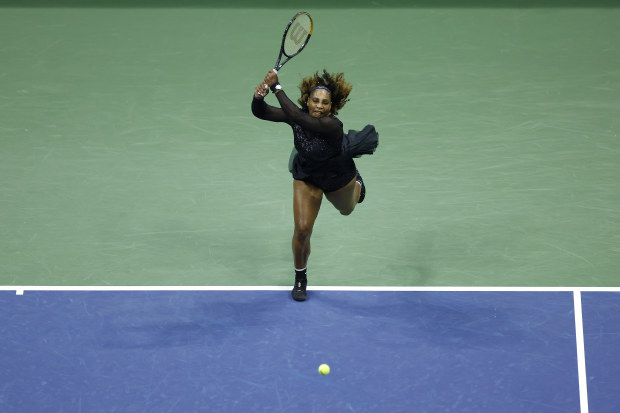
[573,291,590,413]
[2,285,620,293]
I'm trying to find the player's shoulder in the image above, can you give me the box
[328,115,343,127]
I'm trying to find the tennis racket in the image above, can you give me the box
[273,11,313,73]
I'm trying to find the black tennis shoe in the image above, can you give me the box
[292,279,307,302]
[356,170,366,203]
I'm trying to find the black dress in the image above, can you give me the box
[288,116,357,192]
[252,92,378,192]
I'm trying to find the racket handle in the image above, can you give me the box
[273,68,278,74]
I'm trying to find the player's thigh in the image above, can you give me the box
[293,179,323,232]
[324,176,356,213]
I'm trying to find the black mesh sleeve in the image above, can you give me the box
[275,90,342,140]
[251,97,288,123]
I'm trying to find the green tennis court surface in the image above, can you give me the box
[1,2,619,288]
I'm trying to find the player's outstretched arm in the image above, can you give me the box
[251,82,288,123]
[263,70,341,140]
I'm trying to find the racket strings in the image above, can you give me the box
[283,15,312,57]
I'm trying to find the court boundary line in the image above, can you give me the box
[573,291,589,413]
[2,285,620,294]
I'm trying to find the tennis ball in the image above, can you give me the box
[318,364,330,375]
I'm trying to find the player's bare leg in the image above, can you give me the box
[292,180,323,301]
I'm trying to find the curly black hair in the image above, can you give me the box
[298,70,352,115]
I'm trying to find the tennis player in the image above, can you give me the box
[252,69,377,301]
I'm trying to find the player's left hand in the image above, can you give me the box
[254,83,269,99]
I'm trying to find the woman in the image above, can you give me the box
[252,69,378,301]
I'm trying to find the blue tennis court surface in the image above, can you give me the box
[1,289,618,412]
[581,292,620,413]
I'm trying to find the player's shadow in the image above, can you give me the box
[98,292,289,350]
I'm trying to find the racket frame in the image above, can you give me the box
[274,11,313,73]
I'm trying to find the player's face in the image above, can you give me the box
[307,89,332,118]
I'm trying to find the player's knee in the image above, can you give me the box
[338,202,356,216]
[294,226,313,242]
[339,207,354,216]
